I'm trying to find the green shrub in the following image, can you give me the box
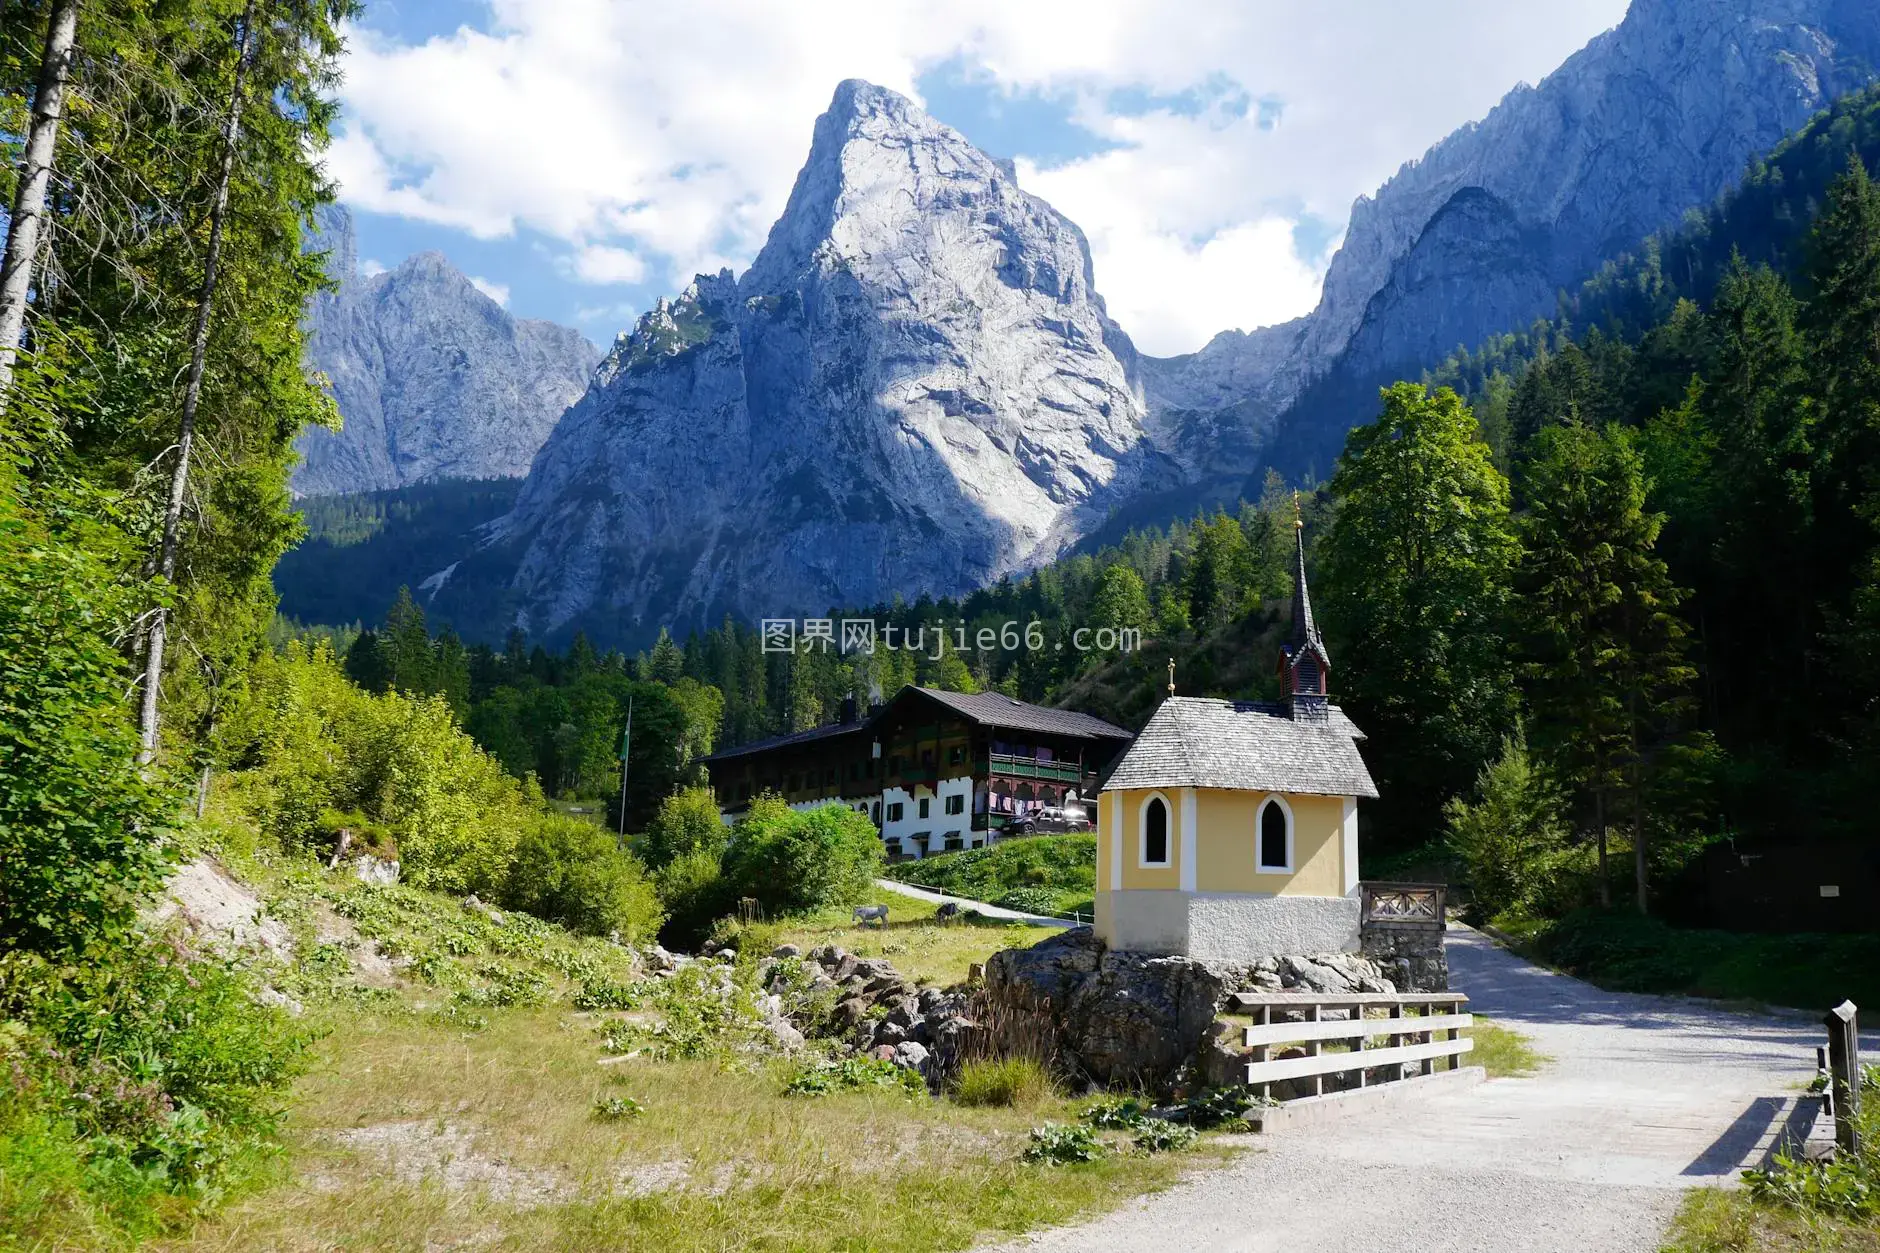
[639,786,728,869]
[0,478,177,957]
[954,1057,1054,1108]
[1080,1095,1152,1129]
[887,835,1095,915]
[1022,1123,1107,1165]
[1443,730,1566,922]
[783,1056,925,1098]
[504,815,663,941]
[654,846,735,949]
[591,1096,644,1122]
[1131,1121,1199,1154]
[0,933,314,1238]
[993,887,1062,915]
[1176,1086,1269,1129]
[229,644,534,896]
[723,797,883,917]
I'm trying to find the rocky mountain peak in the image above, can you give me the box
[440,81,1167,644]
[294,206,600,496]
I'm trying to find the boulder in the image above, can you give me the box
[831,996,870,1032]
[1062,952,1225,1087]
[983,925,1103,1013]
[771,944,802,959]
[872,1020,908,1047]
[891,1041,931,1074]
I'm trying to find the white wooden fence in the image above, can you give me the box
[1232,991,1474,1101]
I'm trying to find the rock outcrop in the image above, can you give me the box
[429,81,1172,644]
[1164,0,1880,480]
[294,206,600,496]
[983,927,1397,1088]
[406,0,1880,639]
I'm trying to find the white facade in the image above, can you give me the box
[879,773,979,858]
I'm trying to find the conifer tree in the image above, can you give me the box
[1519,420,1693,911]
[1320,383,1520,840]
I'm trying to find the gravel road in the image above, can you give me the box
[989,924,1874,1253]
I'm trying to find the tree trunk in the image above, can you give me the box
[137,2,259,765]
[1593,752,1611,908]
[0,0,81,415]
[1631,753,1648,916]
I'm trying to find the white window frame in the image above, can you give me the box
[1256,795,1295,874]
[1138,791,1173,868]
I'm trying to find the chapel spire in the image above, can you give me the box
[1282,494,1330,721]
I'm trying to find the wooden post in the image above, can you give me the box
[1826,1000,1862,1155]
[1306,1003,1323,1097]
[1256,1004,1272,1104]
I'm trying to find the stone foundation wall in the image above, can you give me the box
[1096,889,1360,962]
[1360,919,1448,991]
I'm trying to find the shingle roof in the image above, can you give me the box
[1101,697,1378,798]
[908,688,1133,740]
[699,686,1130,764]
[1286,516,1329,666]
[699,720,868,764]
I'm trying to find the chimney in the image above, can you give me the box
[839,694,858,725]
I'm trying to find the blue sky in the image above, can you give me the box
[330,1,1631,355]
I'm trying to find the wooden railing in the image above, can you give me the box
[1232,991,1473,1102]
[983,752,1088,784]
[1361,882,1446,926]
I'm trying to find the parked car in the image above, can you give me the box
[1007,805,1094,835]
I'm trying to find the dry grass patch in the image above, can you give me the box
[761,895,1055,988]
[160,1006,1215,1253]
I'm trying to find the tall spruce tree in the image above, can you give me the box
[1319,383,1520,843]
[1519,420,1694,911]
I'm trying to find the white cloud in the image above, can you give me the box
[359,257,387,278]
[331,0,1630,354]
[468,275,511,306]
[569,244,648,286]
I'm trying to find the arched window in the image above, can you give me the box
[1140,795,1170,867]
[1258,797,1293,873]
[871,801,882,825]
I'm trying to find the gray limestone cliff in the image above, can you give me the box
[294,207,600,496]
[434,81,1174,641]
[1145,0,1880,480]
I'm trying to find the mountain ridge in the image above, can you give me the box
[293,207,601,497]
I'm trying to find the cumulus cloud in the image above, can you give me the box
[359,258,387,278]
[331,0,1628,355]
[468,275,511,306]
[569,245,649,286]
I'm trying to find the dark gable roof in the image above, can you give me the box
[700,686,1130,765]
[700,720,867,765]
[1102,697,1378,798]
[906,688,1133,740]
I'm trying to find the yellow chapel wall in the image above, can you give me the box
[1098,787,1350,897]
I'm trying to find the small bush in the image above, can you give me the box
[1744,1086,1880,1219]
[654,846,735,950]
[0,933,315,1238]
[1177,1086,1269,1129]
[1080,1095,1153,1130]
[723,798,884,917]
[1131,1121,1199,1154]
[993,887,1062,916]
[1443,730,1566,922]
[639,787,728,869]
[954,1058,1053,1108]
[591,1096,644,1122]
[503,815,663,941]
[783,1056,926,1098]
[1022,1123,1107,1165]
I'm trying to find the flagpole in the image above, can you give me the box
[617,694,634,839]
